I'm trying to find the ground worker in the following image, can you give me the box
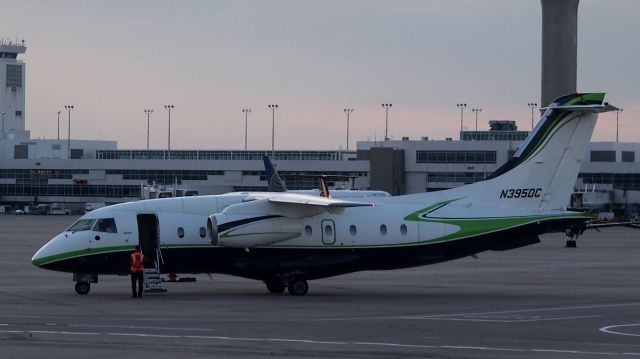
[130,245,144,298]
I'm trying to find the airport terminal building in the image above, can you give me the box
[1,38,638,217]
[1,130,639,216]
[0,149,368,206]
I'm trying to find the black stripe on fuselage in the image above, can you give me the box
[217,215,282,233]
[39,217,587,281]
[486,111,567,180]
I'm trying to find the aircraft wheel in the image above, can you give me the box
[287,278,308,296]
[75,281,91,295]
[265,279,286,293]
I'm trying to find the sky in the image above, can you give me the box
[2,0,639,150]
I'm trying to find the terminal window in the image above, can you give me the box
[622,151,635,163]
[416,150,496,164]
[6,64,22,87]
[590,150,616,162]
[427,171,490,183]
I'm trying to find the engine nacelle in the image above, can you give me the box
[207,213,302,248]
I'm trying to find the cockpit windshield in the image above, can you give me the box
[93,218,117,233]
[67,219,97,232]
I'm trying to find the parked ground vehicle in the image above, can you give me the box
[49,207,71,215]
[84,202,106,212]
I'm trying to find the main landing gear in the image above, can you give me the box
[264,277,309,296]
[287,278,309,296]
[565,224,585,248]
[265,279,287,293]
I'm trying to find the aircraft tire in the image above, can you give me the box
[265,279,286,293]
[75,281,90,295]
[287,279,308,296]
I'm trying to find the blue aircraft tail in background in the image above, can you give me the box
[263,156,287,192]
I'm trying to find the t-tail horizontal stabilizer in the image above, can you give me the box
[469,93,616,211]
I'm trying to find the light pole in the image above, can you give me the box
[381,104,392,140]
[527,102,538,130]
[164,105,174,159]
[57,111,61,140]
[242,108,251,150]
[144,109,153,151]
[616,108,624,143]
[0,112,3,159]
[456,103,467,133]
[268,104,278,158]
[64,105,74,159]
[344,108,353,151]
[471,108,482,132]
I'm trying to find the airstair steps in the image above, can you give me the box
[143,268,167,293]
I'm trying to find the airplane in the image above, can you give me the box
[32,93,615,296]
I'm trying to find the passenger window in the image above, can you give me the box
[324,225,333,237]
[93,218,117,233]
[380,224,387,235]
[305,225,312,236]
[177,227,185,238]
[68,219,96,232]
[400,224,407,235]
[199,227,206,238]
[350,225,357,236]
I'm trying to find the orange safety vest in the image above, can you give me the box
[130,252,144,272]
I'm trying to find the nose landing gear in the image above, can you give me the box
[75,281,90,295]
[73,273,98,295]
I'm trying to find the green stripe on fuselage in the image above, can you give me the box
[523,112,572,162]
[32,243,215,267]
[403,199,461,221]
[403,200,591,243]
[32,245,134,267]
[417,214,590,242]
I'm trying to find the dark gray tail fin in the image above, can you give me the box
[263,156,287,192]
[318,176,331,198]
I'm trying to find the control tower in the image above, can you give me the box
[0,38,28,141]
[541,0,579,107]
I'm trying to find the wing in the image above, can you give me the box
[586,221,640,230]
[209,193,373,247]
[268,193,372,210]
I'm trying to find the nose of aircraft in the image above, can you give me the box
[32,242,50,267]
[31,235,62,267]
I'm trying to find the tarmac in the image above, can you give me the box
[1,215,640,358]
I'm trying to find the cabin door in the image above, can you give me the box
[136,214,162,270]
